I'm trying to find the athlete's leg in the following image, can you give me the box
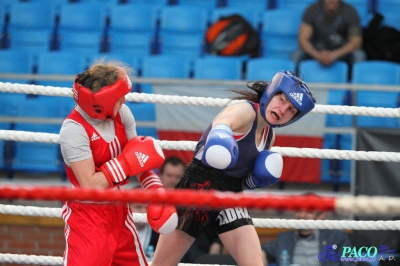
[112,206,148,266]
[219,225,264,266]
[150,229,195,266]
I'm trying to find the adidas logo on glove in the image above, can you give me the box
[216,132,231,139]
[289,92,303,106]
[135,152,149,167]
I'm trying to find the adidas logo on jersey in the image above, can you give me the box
[135,152,149,167]
[289,92,303,106]
[91,132,100,141]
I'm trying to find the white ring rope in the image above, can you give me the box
[0,253,215,266]
[1,82,400,117]
[1,130,400,162]
[1,82,400,265]
[1,203,399,230]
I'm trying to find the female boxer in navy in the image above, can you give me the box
[151,71,316,266]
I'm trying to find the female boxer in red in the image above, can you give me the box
[59,60,177,266]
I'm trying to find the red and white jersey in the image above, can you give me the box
[61,107,131,187]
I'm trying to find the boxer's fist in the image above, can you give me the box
[101,136,164,187]
[147,201,178,234]
[202,124,238,169]
[244,150,283,189]
[138,171,178,234]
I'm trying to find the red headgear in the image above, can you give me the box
[72,67,132,120]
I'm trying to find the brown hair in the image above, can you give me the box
[87,59,133,93]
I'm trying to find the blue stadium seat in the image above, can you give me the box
[0,92,27,118]
[158,33,204,61]
[345,0,371,27]
[193,57,243,80]
[321,133,352,185]
[7,2,56,30]
[246,58,295,80]
[376,0,400,17]
[57,3,108,51]
[8,28,53,55]
[297,60,353,188]
[11,123,63,174]
[124,0,169,7]
[159,6,209,34]
[108,4,158,33]
[352,61,400,128]
[58,31,104,54]
[260,9,302,59]
[142,55,191,79]
[210,7,260,30]
[176,0,219,9]
[6,2,56,51]
[58,3,107,32]
[108,31,154,55]
[274,0,315,12]
[0,50,33,84]
[126,102,158,139]
[298,60,351,127]
[224,0,268,11]
[35,51,88,88]
[137,55,191,109]
[381,11,400,30]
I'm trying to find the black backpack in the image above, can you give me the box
[363,13,400,63]
[205,14,260,58]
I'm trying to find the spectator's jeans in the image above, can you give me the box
[291,49,367,68]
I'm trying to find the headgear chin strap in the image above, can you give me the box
[72,67,132,120]
[259,71,316,128]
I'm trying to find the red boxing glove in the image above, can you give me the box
[100,136,165,187]
[139,171,178,234]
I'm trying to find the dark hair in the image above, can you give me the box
[231,74,306,103]
[160,156,185,174]
[231,81,268,103]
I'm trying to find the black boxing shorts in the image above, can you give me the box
[175,158,254,238]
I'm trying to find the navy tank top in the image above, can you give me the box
[194,101,274,178]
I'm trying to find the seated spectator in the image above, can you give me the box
[262,193,355,266]
[159,156,186,189]
[292,0,366,70]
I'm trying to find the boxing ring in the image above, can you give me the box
[1,81,400,265]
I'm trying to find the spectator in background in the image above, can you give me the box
[292,0,366,70]
[261,193,355,266]
[159,156,186,189]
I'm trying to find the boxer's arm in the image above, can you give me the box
[100,136,164,187]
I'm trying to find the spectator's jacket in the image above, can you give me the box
[262,229,356,266]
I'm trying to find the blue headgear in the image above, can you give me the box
[259,71,316,128]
